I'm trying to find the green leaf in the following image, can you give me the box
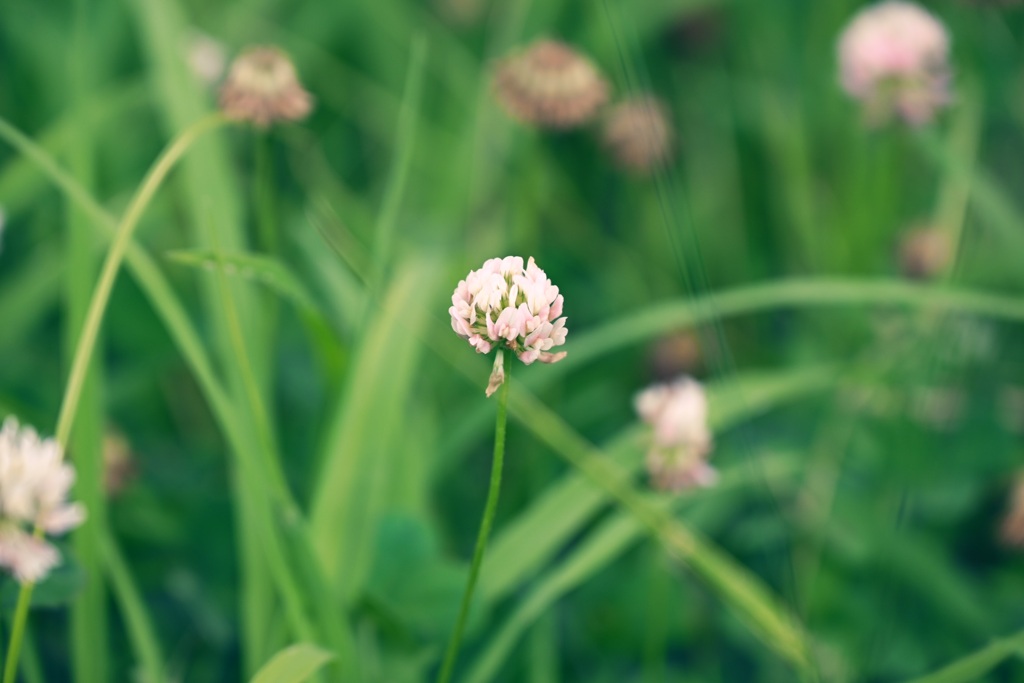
[250,644,335,683]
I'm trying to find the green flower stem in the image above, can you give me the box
[436,351,513,683]
[1,113,228,683]
[253,131,279,255]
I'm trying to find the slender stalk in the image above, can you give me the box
[253,131,279,255]
[53,113,228,448]
[1,113,229,683]
[436,352,512,683]
[2,589,33,683]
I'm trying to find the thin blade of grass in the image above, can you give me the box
[66,12,110,675]
[465,456,800,683]
[505,387,812,670]
[902,630,1024,683]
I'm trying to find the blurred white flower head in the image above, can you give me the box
[837,1,952,125]
[493,39,610,129]
[219,46,313,128]
[449,256,568,396]
[634,376,715,492]
[184,31,227,87]
[0,418,85,583]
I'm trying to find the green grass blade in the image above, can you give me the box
[466,457,801,683]
[482,367,834,602]
[902,630,1024,683]
[310,259,438,603]
[505,387,812,670]
[66,13,110,675]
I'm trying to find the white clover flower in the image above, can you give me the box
[184,31,227,87]
[219,46,313,128]
[449,256,568,396]
[837,1,952,125]
[634,376,715,492]
[0,418,85,583]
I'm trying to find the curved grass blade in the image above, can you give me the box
[902,629,1024,683]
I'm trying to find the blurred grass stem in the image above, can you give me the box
[436,351,512,683]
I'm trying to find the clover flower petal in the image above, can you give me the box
[0,418,86,583]
[837,1,951,126]
[634,377,715,493]
[450,256,568,395]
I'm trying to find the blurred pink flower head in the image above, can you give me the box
[449,256,568,396]
[634,376,715,492]
[837,1,952,126]
[219,46,313,128]
[493,39,610,130]
[0,418,85,583]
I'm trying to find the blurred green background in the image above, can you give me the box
[1,0,1024,681]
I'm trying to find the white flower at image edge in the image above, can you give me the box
[837,0,952,125]
[449,256,568,396]
[0,418,86,583]
[634,376,716,492]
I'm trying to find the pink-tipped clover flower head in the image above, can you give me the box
[0,418,86,583]
[634,376,715,492]
[219,46,313,128]
[837,1,952,126]
[449,256,568,397]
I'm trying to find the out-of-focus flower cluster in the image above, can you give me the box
[0,418,85,583]
[837,1,952,126]
[219,46,313,128]
[450,256,568,396]
[492,39,609,130]
[634,377,715,492]
[601,96,675,175]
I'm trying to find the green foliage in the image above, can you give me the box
[1,0,1024,681]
